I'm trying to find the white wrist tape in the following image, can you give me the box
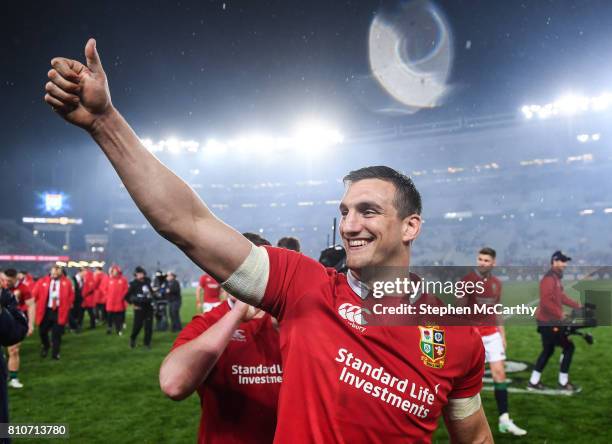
[221,245,269,306]
[447,393,481,421]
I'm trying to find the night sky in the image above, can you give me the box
[2,0,612,217]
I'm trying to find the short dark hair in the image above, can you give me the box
[242,232,271,247]
[4,269,17,278]
[277,236,301,252]
[479,247,496,259]
[343,166,422,218]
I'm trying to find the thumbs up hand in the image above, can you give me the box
[45,39,113,131]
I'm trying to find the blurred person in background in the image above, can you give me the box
[93,266,108,323]
[4,268,34,389]
[276,236,301,252]
[125,266,155,349]
[105,265,129,335]
[462,248,527,436]
[529,251,582,393]
[153,270,169,332]
[165,271,182,332]
[69,268,85,333]
[17,270,35,291]
[1,284,28,442]
[82,267,97,329]
[196,272,221,314]
[32,265,74,361]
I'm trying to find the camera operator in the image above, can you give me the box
[165,272,182,332]
[528,251,582,393]
[1,285,28,440]
[152,270,169,332]
[125,266,155,349]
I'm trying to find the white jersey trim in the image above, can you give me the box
[346,270,368,300]
[221,245,269,306]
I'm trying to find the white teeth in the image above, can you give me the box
[349,240,369,247]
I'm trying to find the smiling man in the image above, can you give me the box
[44,39,492,443]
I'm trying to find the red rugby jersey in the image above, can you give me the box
[260,246,484,444]
[12,282,33,313]
[199,274,221,302]
[462,270,502,337]
[172,301,281,444]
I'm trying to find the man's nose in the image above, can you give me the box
[340,211,362,235]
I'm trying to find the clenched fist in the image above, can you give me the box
[231,298,262,322]
[45,39,113,131]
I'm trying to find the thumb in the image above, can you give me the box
[85,38,104,73]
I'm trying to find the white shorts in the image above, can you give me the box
[481,332,506,363]
[203,301,222,313]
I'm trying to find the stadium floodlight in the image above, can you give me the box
[579,209,594,216]
[166,138,180,154]
[521,92,612,119]
[577,134,590,143]
[142,121,343,159]
[576,133,600,143]
[444,211,472,219]
[604,208,612,214]
[228,135,281,156]
[203,139,228,156]
[292,121,344,153]
[142,137,200,153]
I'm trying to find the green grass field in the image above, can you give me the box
[8,286,612,443]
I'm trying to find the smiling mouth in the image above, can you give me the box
[346,239,373,250]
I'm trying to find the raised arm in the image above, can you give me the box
[159,300,256,400]
[44,39,252,284]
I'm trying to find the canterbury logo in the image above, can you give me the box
[338,303,370,326]
[231,329,247,342]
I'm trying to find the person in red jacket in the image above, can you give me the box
[32,265,75,360]
[93,266,108,323]
[528,251,582,393]
[81,267,97,329]
[105,265,129,335]
[4,269,35,389]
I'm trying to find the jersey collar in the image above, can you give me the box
[346,270,369,300]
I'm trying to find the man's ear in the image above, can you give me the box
[402,214,422,244]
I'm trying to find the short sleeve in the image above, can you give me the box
[259,246,328,321]
[448,328,485,399]
[171,301,230,351]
